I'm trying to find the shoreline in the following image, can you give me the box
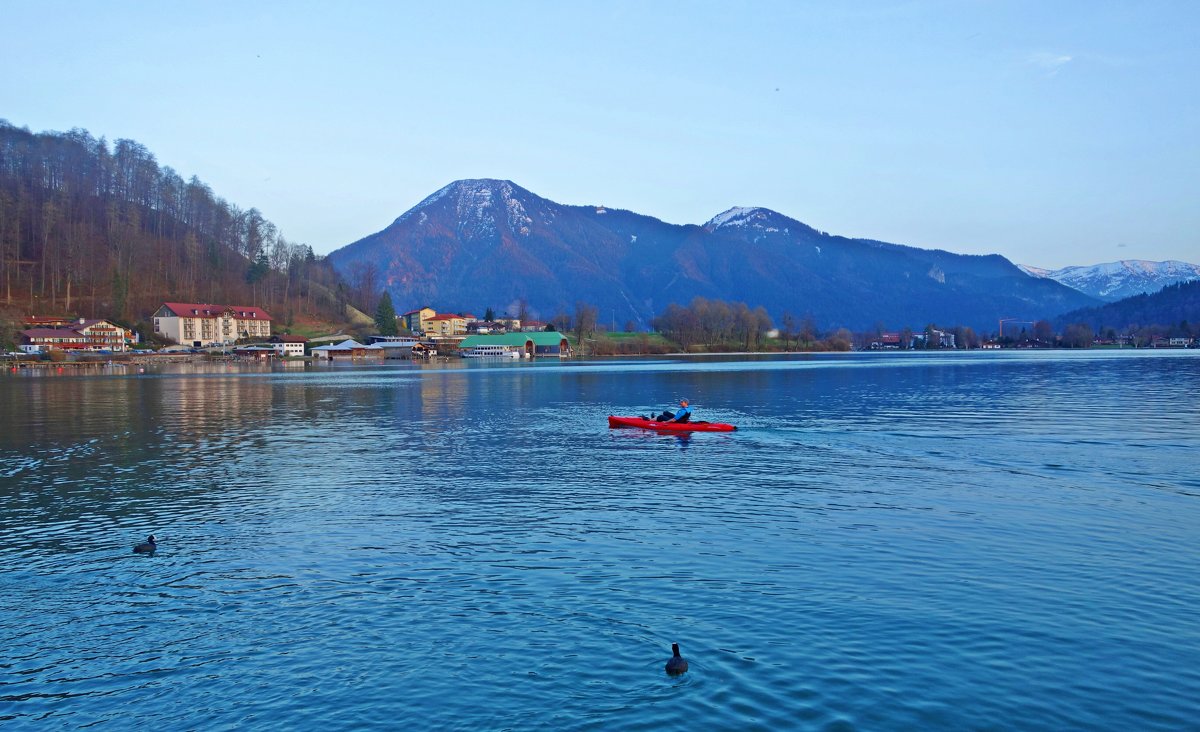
[6,346,1195,377]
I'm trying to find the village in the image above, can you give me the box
[5,300,1198,368]
[6,302,572,364]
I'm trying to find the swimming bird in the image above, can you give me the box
[133,535,157,554]
[665,643,688,675]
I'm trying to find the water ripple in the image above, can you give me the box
[1,351,1198,729]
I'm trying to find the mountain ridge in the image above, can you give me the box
[329,179,1099,331]
[1019,260,1200,302]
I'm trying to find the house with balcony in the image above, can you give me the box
[75,319,134,350]
[402,307,436,333]
[426,313,470,337]
[153,303,271,347]
[20,318,134,353]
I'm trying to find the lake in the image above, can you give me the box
[1,350,1198,730]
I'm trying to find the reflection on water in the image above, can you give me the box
[1,351,1199,730]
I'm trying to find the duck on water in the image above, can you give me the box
[665,643,688,676]
[133,535,157,554]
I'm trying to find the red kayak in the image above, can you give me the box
[608,415,737,432]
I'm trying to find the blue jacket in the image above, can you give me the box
[673,405,692,421]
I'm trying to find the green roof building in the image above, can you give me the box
[458,332,570,357]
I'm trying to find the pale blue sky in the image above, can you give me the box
[3,0,1197,268]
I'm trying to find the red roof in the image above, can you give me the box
[161,302,272,320]
[23,328,82,338]
[76,319,125,330]
[428,313,466,321]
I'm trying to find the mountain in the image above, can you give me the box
[329,179,1099,332]
[1019,260,1200,302]
[1054,279,1200,333]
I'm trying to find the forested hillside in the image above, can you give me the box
[1054,280,1200,337]
[0,120,349,333]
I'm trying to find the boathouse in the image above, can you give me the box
[457,332,570,357]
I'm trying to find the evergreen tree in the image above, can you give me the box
[375,291,398,335]
[245,252,270,284]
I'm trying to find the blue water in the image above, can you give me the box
[1,351,1198,730]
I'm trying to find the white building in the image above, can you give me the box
[153,302,272,347]
[268,335,308,357]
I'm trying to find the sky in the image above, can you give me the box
[2,0,1197,268]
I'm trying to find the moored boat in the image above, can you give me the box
[608,415,737,432]
[461,345,522,359]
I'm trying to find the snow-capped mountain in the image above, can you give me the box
[1019,260,1200,302]
[329,179,1099,330]
[704,206,819,237]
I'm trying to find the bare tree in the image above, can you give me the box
[573,301,598,351]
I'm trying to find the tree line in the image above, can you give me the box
[651,297,775,351]
[1054,280,1200,344]
[0,121,349,334]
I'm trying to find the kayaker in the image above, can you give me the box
[652,399,691,423]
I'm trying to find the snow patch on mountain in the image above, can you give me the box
[390,179,539,239]
[1019,259,1200,301]
[452,181,503,239]
[705,207,771,230]
[704,206,818,239]
[504,192,532,236]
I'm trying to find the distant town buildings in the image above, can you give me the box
[869,330,956,350]
[386,305,568,358]
[870,333,904,350]
[915,329,957,349]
